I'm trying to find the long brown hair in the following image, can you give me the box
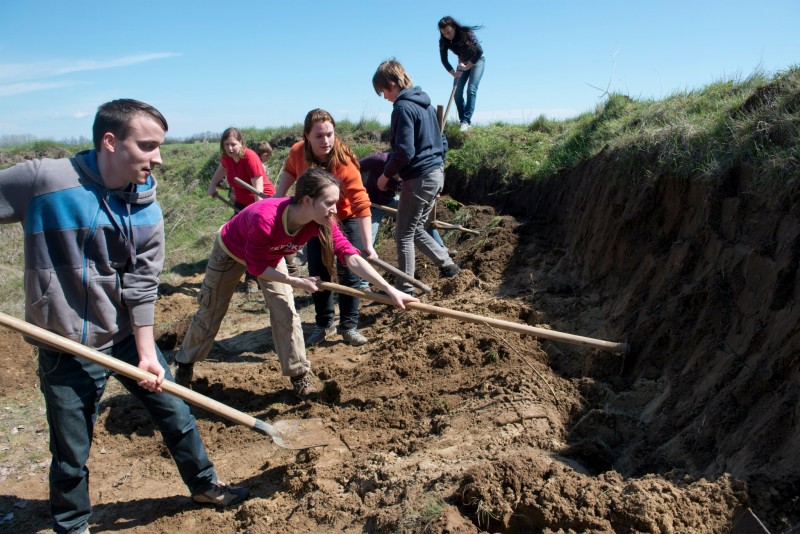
[302,109,360,173]
[219,127,246,158]
[292,167,341,281]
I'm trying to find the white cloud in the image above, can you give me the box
[0,53,181,97]
[0,80,86,97]
[0,53,181,83]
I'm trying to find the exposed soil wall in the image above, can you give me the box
[446,153,800,527]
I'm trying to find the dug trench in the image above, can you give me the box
[1,150,797,532]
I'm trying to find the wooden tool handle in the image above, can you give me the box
[316,282,629,353]
[0,312,271,434]
[367,257,432,294]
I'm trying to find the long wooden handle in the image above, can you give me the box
[441,79,458,133]
[371,204,480,236]
[213,192,239,213]
[367,257,432,294]
[430,220,481,236]
[316,282,629,353]
[0,312,277,437]
[234,177,268,199]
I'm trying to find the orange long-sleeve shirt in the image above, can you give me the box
[283,141,371,221]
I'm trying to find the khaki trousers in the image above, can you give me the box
[176,237,310,377]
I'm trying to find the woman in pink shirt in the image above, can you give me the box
[175,168,417,397]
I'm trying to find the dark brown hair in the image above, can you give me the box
[292,167,342,281]
[255,140,273,159]
[92,99,168,151]
[219,127,246,158]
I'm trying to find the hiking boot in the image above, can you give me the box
[174,362,194,388]
[305,323,335,346]
[291,372,319,398]
[440,263,461,278]
[192,481,249,506]
[340,329,368,346]
[246,278,260,294]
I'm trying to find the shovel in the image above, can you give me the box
[316,283,629,354]
[212,192,239,213]
[0,311,330,450]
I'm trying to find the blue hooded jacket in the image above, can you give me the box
[384,86,446,180]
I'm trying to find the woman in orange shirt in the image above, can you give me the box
[275,109,376,346]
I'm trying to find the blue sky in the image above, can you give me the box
[1,0,798,141]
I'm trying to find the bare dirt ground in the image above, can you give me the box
[2,195,775,533]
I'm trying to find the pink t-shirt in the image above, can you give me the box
[219,197,359,277]
[221,148,276,205]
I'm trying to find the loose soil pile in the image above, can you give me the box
[2,154,798,532]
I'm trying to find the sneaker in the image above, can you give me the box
[440,263,461,278]
[340,329,368,346]
[305,323,335,346]
[174,362,194,388]
[291,372,319,398]
[192,481,249,506]
[246,278,260,293]
[459,122,470,132]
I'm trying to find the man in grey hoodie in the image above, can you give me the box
[0,99,247,534]
[372,59,461,295]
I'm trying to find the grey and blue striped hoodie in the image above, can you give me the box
[0,149,165,350]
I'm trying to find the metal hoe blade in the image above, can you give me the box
[254,418,332,450]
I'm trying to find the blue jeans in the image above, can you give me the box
[455,56,486,125]
[39,336,216,533]
[371,194,446,249]
[395,167,454,294]
[307,217,364,331]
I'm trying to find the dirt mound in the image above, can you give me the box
[1,176,794,532]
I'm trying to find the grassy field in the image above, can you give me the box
[0,66,798,313]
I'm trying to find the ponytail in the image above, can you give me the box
[317,215,338,283]
[292,167,343,281]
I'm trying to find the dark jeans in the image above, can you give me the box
[39,335,216,533]
[306,217,364,331]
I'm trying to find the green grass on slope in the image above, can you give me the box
[444,67,799,195]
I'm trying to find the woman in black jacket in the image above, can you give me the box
[438,15,485,131]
